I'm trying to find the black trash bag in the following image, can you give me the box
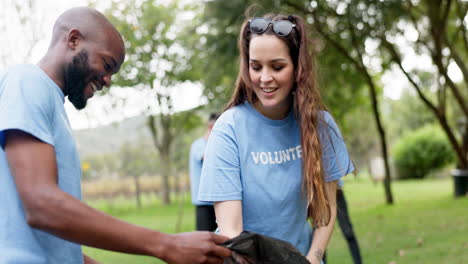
[221,231,310,264]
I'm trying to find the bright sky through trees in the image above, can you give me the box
[1,0,463,129]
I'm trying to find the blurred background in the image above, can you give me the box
[1,0,467,263]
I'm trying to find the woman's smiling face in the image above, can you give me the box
[249,34,295,120]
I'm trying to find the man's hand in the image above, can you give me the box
[83,254,101,264]
[160,232,231,264]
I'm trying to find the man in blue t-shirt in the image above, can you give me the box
[189,113,219,231]
[0,7,230,264]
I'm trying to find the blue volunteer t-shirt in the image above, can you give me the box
[189,137,213,206]
[0,64,84,264]
[198,102,354,255]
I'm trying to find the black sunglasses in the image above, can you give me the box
[249,17,296,37]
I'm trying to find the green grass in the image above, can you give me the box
[83,178,468,264]
[83,194,194,264]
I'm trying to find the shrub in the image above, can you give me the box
[392,125,455,179]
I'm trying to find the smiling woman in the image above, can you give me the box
[248,34,295,120]
[197,13,355,264]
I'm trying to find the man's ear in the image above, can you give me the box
[67,29,83,50]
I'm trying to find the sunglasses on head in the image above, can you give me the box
[249,17,296,37]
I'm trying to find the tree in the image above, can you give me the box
[119,142,144,208]
[385,89,437,142]
[0,0,46,70]
[81,152,120,180]
[118,141,158,208]
[102,0,201,204]
[289,0,467,196]
[185,0,248,110]
[378,0,467,174]
[283,0,400,204]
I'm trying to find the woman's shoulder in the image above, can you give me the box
[218,104,250,123]
[318,110,340,129]
[212,104,251,136]
[318,110,344,140]
[318,110,333,122]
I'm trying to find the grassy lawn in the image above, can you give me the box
[83,177,468,264]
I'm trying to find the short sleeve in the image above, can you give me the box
[198,118,242,202]
[319,112,354,183]
[0,67,54,149]
[190,140,205,162]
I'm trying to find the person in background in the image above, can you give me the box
[189,113,220,231]
[0,7,230,264]
[198,13,354,264]
[323,179,363,264]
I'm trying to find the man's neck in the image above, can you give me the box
[37,53,65,91]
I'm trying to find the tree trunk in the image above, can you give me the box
[160,153,171,205]
[457,117,468,170]
[382,38,468,171]
[133,174,142,208]
[362,71,394,204]
[147,114,174,205]
[175,176,185,233]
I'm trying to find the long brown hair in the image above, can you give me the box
[224,14,331,227]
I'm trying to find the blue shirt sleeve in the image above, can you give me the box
[198,118,242,202]
[193,140,205,161]
[319,112,354,182]
[189,138,213,205]
[0,66,54,149]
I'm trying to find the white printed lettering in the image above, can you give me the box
[268,152,275,164]
[251,152,260,164]
[281,150,290,162]
[250,145,302,165]
[296,146,303,159]
[274,151,283,164]
[289,148,297,160]
[260,152,268,164]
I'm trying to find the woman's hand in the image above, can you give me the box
[306,255,321,264]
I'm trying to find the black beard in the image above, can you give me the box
[63,49,91,110]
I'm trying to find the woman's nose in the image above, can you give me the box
[260,70,273,83]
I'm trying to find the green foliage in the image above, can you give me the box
[101,0,206,205]
[393,125,455,179]
[0,0,45,70]
[194,0,372,115]
[101,0,203,123]
[385,90,437,143]
[188,0,249,109]
[83,178,468,263]
[104,0,183,87]
[118,141,159,177]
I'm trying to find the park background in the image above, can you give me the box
[1,0,467,263]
